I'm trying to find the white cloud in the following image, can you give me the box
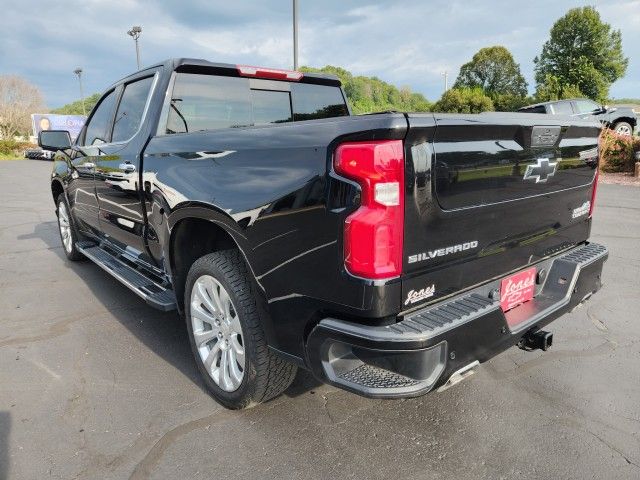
[1,0,638,107]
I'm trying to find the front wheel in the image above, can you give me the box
[56,194,84,261]
[613,121,633,136]
[185,250,297,409]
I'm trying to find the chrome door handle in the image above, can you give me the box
[119,163,136,173]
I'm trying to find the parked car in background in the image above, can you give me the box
[519,98,637,136]
[24,148,53,160]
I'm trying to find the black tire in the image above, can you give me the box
[56,194,85,261]
[612,121,633,136]
[185,250,297,409]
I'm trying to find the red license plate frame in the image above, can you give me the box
[500,267,537,313]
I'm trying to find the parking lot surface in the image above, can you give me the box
[1,159,639,480]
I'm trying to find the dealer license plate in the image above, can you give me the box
[500,267,536,313]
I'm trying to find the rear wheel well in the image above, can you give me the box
[51,180,64,205]
[170,218,239,310]
[611,117,636,128]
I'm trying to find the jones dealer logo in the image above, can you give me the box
[405,284,435,305]
[572,201,591,219]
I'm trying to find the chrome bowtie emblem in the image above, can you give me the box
[523,158,557,183]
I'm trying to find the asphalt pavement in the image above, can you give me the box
[1,159,639,480]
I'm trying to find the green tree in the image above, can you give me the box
[492,93,533,112]
[432,87,494,114]
[535,74,584,102]
[534,6,628,101]
[454,46,528,99]
[300,66,431,114]
[51,93,101,115]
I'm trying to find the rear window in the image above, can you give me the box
[291,83,349,120]
[251,89,292,124]
[165,72,347,134]
[167,74,252,132]
[519,105,546,114]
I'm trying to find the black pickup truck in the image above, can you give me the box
[41,58,607,409]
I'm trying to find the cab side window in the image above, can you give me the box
[84,90,117,146]
[551,101,573,115]
[112,76,155,142]
[574,100,600,114]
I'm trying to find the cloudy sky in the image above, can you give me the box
[3,0,639,108]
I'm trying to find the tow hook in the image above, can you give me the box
[519,330,553,351]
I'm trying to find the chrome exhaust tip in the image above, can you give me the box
[437,360,479,392]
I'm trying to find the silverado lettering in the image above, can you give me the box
[408,241,479,264]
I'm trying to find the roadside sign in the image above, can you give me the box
[31,114,87,141]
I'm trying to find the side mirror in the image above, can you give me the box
[38,130,72,152]
[601,105,610,113]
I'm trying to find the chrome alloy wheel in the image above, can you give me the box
[615,123,632,136]
[190,275,245,391]
[58,201,73,253]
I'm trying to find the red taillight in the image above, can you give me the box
[236,65,303,81]
[589,169,599,218]
[334,140,404,279]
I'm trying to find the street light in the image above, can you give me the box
[73,68,86,116]
[442,71,449,92]
[292,0,299,70]
[127,25,142,70]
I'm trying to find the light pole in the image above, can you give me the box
[73,68,86,116]
[292,0,298,70]
[127,26,142,70]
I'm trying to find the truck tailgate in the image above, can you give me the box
[401,112,600,309]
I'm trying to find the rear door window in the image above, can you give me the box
[112,76,155,142]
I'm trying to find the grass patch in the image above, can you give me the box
[0,139,35,160]
[0,140,37,160]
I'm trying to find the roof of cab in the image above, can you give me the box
[519,98,593,110]
[110,58,342,88]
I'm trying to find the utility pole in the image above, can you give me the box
[442,71,449,92]
[73,68,86,116]
[127,26,142,70]
[292,0,299,70]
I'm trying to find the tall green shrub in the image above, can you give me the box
[432,87,494,113]
[599,129,639,172]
